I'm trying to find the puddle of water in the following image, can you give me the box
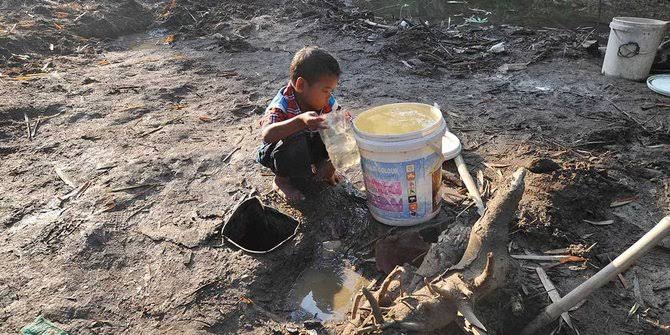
[114,28,169,51]
[354,0,612,29]
[288,265,370,321]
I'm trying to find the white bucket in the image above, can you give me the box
[352,103,446,226]
[602,17,669,81]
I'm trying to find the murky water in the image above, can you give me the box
[354,0,622,29]
[288,264,370,321]
[113,28,169,51]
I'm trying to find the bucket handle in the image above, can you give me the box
[612,30,661,57]
[618,42,640,58]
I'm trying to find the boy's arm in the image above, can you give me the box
[261,111,325,144]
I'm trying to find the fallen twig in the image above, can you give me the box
[608,101,649,132]
[44,111,63,120]
[31,116,41,139]
[223,147,241,163]
[139,126,164,137]
[24,113,32,140]
[512,254,579,262]
[110,183,161,193]
[126,202,153,222]
[59,180,92,201]
[362,19,395,30]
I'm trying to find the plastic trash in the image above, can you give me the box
[21,316,69,335]
[488,42,505,54]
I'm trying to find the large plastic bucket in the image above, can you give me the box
[353,103,446,226]
[602,17,669,81]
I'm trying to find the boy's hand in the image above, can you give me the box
[300,111,327,130]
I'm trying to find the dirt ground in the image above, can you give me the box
[1,0,669,334]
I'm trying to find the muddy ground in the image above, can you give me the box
[1,0,669,334]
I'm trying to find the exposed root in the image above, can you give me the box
[473,252,494,289]
[361,287,384,324]
[342,168,527,334]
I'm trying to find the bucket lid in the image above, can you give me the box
[442,131,462,160]
[610,17,669,31]
[647,74,670,97]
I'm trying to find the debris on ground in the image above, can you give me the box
[1,0,669,334]
[21,316,69,335]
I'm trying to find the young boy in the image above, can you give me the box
[257,46,342,201]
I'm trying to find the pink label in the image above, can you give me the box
[364,176,403,212]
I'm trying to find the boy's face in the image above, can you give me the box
[295,74,338,111]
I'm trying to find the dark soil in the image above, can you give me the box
[1,0,669,334]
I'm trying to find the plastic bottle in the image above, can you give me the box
[319,108,361,173]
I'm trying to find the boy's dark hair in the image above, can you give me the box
[290,46,340,84]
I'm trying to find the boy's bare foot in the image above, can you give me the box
[273,176,305,202]
[316,160,342,185]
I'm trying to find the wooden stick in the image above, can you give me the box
[511,255,573,261]
[31,116,41,139]
[110,183,161,193]
[223,147,241,163]
[522,216,670,335]
[454,155,485,216]
[42,111,63,121]
[139,126,163,137]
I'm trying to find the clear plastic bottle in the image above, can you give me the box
[319,108,361,173]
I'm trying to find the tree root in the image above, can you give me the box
[343,168,527,334]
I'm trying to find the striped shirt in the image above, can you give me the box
[261,84,339,128]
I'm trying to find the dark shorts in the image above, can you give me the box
[256,131,329,178]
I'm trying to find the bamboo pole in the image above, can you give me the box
[522,216,670,335]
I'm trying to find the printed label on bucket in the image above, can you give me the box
[361,153,441,221]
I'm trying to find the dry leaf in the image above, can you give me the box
[171,103,188,110]
[610,195,639,208]
[54,12,69,18]
[584,219,614,226]
[100,197,116,213]
[487,162,511,168]
[239,296,253,304]
[198,115,213,122]
[54,22,64,30]
[98,59,110,66]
